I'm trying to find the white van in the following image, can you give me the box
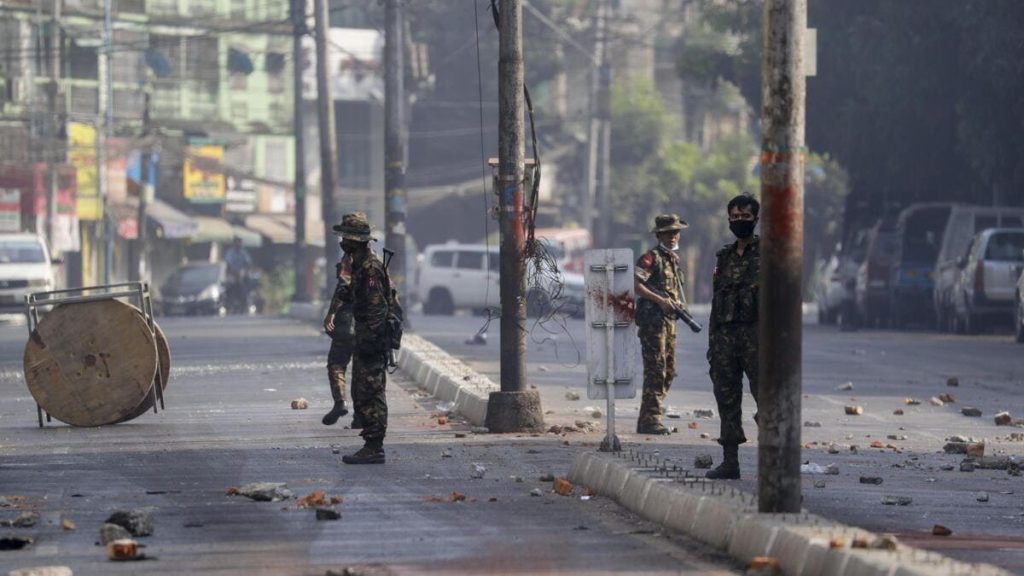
[0,234,57,312]
[417,241,584,317]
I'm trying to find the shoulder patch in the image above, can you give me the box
[638,252,655,270]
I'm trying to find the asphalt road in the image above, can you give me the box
[0,313,741,576]
[410,308,1024,573]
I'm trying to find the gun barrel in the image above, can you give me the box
[676,308,704,333]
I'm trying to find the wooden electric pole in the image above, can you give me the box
[46,0,61,249]
[384,0,407,301]
[314,0,339,299]
[758,0,806,514]
[485,0,544,434]
[291,0,309,302]
[592,0,612,248]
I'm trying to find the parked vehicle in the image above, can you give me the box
[531,228,592,274]
[950,228,1024,334]
[158,261,228,317]
[0,234,58,313]
[417,242,584,317]
[934,205,1024,331]
[888,203,954,329]
[813,253,845,325]
[1016,256,1024,343]
[854,218,899,327]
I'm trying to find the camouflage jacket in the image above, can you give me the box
[634,245,686,328]
[327,255,354,338]
[344,249,388,352]
[710,236,760,330]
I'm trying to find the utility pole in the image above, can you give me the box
[47,0,62,249]
[758,0,806,514]
[291,0,309,302]
[485,0,544,434]
[99,0,113,284]
[134,89,152,282]
[384,0,407,302]
[592,0,612,248]
[313,0,338,299]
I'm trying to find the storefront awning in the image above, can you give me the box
[193,216,262,247]
[244,214,325,247]
[109,198,198,240]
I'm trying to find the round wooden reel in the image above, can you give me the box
[116,320,170,423]
[24,299,158,427]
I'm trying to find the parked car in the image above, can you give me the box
[417,242,584,317]
[950,228,1024,334]
[934,205,1024,331]
[1016,256,1024,343]
[0,234,58,313]
[813,253,845,325]
[157,261,228,317]
[888,203,955,329]
[854,218,899,327]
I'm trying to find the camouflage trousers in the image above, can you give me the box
[637,318,677,427]
[708,322,759,446]
[326,312,354,403]
[351,350,388,444]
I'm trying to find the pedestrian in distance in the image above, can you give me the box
[321,252,362,428]
[334,212,391,465]
[706,194,761,480]
[634,214,690,435]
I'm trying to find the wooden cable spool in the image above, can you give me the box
[116,320,170,423]
[24,299,158,427]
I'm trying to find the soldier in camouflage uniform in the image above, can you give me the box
[706,194,761,480]
[334,212,390,465]
[634,214,690,435]
[321,254,362,427]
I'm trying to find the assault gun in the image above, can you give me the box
[647,287,703,333]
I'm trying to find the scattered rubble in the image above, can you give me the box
[436,416,448,426]
[893,409,904,416]
[700,432,711,439]
[449,492,466,503]
[837,382,854,391]
[1,512,38,528]
[290,398,309,410]
[227,483,293,502]
[529,488,543,497]
[932,525,952,537]
[106,539,145,561]
[881,495,912,506]
[887,434,907,441]
[590,409,603,419]
[470,464,487,479]
[104,510,153,537]
[693,454,714,469]
[947,377,959,387]
[827,444,840,454]
[938,393,956,403]
[943,442,968,454]
[904,398,921,406]
[297,491,342,509]
[539,473,556,482]
[315,508,341,521]
[966,442,986,458]
[553,478,574,496]
[687,422,699,430]
[859,477,883,485]
[0,536,33,551]
[564,390,580,401]
[960,460,976,472]
[800,463,839,475]
[747,557,781,575]
[844,406,863,416]
[813,479,827,488]
[99,523,132,545]
[60,519,75,531]
[930,397,945,407]
[962,407,983,417]
[995,412,1013,426]
[977,492,990,503]
[803,421,822,428]
[693,409,715,419]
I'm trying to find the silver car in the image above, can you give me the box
[951,228,1024,334]
[1016,252,1024,344]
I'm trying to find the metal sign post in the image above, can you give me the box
[585,249,637,452]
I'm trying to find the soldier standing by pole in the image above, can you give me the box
[706,195,761,480]
[321,252,355,427]
[634,214,688,436]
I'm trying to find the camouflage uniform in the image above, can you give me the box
[635,214,688,432]
[708,236,760,446]
[346,245,390,446]
[326,255,355,407]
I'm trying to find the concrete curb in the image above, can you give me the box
[286,304,496,427]
[568,450,1010,576]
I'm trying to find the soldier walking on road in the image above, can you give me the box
[634,214,690,435]
[706,194,761,480]
[321,253,362,428]
[334,212,390,465]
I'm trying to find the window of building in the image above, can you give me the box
[187,37,219,83]
[68,42,99,81]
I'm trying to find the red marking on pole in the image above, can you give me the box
[588,288,635,323]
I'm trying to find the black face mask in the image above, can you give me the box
[729,219,757,239]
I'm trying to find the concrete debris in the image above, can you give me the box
[564,390,580,401]
[574,420,597,432]
[966,442,986,458]
[60,519,75,531]
[800,463,839,475]
[99,523,132,545]
[693,409,716,419]
[859,476,883,485]
[869,535,899,550]
[995,412,1013,426]
[947,377,959,387]
[590,409,603,419]
[962,407,983,417]
[948,435,975,443]
[943,442,968,455]
[0,537,33,551]
[548,425,563,434]
[813,479,827,488]
[930,397,945,407]
[297,491,342,509]
[932,525,952,537]
[688,422,699,430]
[976,456,1013,470]
[904,398,921,406]
[887,435,907,441]
[803,421,822,428]
[8,567,73,576]
[827,444,840,454]
[539,473,556,482]
[747,556,781,575]
[844,406,863,416]
[940,464,955,471]
[315,508,341,521]
[454,433,467,439]
[441,450,452,458]
[938,393,956,403]
[870,441,886,449]
[228,483,293,502]
[837,382,854,391]
[1009,463,1022,477]
[106,539,144,561]
[1010,433,1024,441]
[693,454,714,469]
[510,476,524,483]
[960,460,976,472]
[829,538,845,548]
[104,510,153,537]
[977,492,990,503]
[700,433,711,439]
[290,398,309,410]
[893,409,904,415]
[1,512,38,528]
[436,416,448,426]
[553,478,574,496]
[529,488,543,497]
[666,413,681,419]
[470,464,487,479]
[449,492,466,503]
[881,495,912,506]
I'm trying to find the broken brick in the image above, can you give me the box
[748,557,781,574]
[966,442,985,458]
[932,525,952,537]
[845,406,864,416]
[449,492,467,503]
[893,409,904,415]
[870,441,886,449]
[106,539,141,561]
[553,478,574,496]
[938,393,956,404]
[962,407,983,417]
[995,412,1013,426]
[687,422,699,430]
[437,416,448,426]
[290,398,309,410]
[60,519,75,531]
[828,538,845,549]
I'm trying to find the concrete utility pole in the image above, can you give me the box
[384,0,407,301]
[100,0,112,284]
[758,0,806,514]
[592,0,612,248]
[485,0,544,434]
[134,90,152,282]
[47,0,61,248]
[291,0,309,302]
[313,0,339,299]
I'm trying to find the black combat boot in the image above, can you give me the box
[636,421,672,435]
[349,414,364,429]
[341,441,385,465]
[321,400,349,426]
[706,444,740,480]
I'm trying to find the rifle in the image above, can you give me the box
[646,287,703,333]
[380,248,401,370]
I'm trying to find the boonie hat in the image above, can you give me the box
[333,212,373,242]
[652,213,688,233]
